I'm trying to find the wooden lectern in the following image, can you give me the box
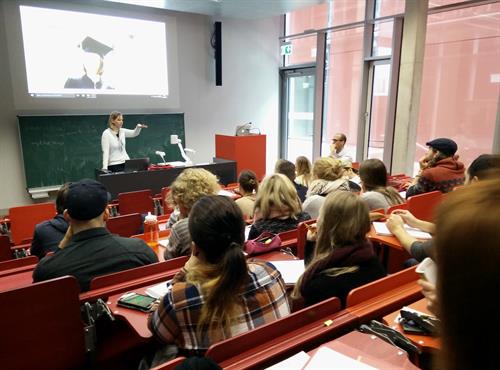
[215,135,266,180]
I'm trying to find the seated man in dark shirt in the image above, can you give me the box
[30,183,70,259]
[33,179,158,291]
[275,159,307,202]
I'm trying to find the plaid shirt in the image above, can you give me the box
[148,261,290,354]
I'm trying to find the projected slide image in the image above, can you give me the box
[20,6,169,96]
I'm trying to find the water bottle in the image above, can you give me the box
[144,212,159,250]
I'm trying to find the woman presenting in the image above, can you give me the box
[101,111,147,172]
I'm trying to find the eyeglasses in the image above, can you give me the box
[332,139,343,143]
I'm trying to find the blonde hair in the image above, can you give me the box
[108,111,122,129]
[253,174,302,219]
[168,168,220,212]
[313,157,344,181]
[292,191,370,298]
[296,156,312,186]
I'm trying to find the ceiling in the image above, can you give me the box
[103,0,325,20]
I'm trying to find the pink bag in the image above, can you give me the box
[244,232,282,256]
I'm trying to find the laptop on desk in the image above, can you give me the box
[124,158,150,172]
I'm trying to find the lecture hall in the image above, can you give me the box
[0,0,499,369]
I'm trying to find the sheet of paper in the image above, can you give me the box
[304,346,378,370]
[373,222,432,240]
[158,238,169,248]
[218,189,237,197]
[245,225,251,241]
[265,351,310,370]
[145,280,172,299]
[269,260,305,284]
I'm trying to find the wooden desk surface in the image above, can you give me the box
[0,270,33,292]
[383,298,440,352]
[307,330,419,369]
[367,224,403,250]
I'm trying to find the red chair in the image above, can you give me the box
[407,190,443,222]
[205,297,348,369]
[0,234,12,261]
[346,266,422,321]
[297,219,316,260]
[0,255,38,277]
[106,213,143,237]
[8,202,56,245]
[118,189,154,216]
[151,357,186,370]
[81,256,188,303]
[0,276,86,370]
[386,202,408,215]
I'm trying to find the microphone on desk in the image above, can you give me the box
[155,150,167,164]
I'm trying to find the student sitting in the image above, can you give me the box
[275,159,307,202]
[163,168,220,260]
[33,179,157,291]
[248,174,310,240]
[302,157,350,219]
[148,195,290,358]
[234,170,259,220]
[30,183,70,259]
[295,155,312,188]
[359,159,404,211]
[293,191,385,307]
[406,138,465,197]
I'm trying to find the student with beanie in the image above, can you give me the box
[33,179,157,291]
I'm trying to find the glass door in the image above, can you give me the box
[281,68,315,161]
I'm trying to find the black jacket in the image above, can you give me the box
[33,227,158,291]
[30,214,69,259]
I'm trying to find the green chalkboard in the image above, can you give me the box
[18,113,185,189]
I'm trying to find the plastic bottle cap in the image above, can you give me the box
[145,212,157,222]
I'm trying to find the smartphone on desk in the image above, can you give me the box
[117,293,158,312]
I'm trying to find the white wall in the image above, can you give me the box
[0,0,281,211]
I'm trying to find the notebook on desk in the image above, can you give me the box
[373,222,432,240]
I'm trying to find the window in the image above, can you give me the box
[415,3,500,170]
[321,27,365,157]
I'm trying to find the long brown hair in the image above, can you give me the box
[295,156,312,186]
[434,178,500,370]
[107,111,121,129]
[292,191,370,298]
[359,159,404,206]
[187,195,248,332]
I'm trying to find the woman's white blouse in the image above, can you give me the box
[101,127,142,169]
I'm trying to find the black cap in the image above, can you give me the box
[426,138,458,156]
[66,179,108,220]
[80,36,113,58]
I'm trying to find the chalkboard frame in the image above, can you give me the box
[18,113,185,189]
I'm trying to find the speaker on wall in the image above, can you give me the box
[214,21,222,86]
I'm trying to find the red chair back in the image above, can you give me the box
[206,297,343,368]
[386,202,408,215]
[151,357,186,370]
[0,255,38,275]
[0,276,86,370]
[8,203,56,245]
[297,219,316,260]
[106,213,143,237]
[346,266,418,307]
[0,235,12,262]
[407,190,443,222]
[89,256,187,291]
[118,189,154,215]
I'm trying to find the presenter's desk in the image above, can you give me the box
[97,158,236,199]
